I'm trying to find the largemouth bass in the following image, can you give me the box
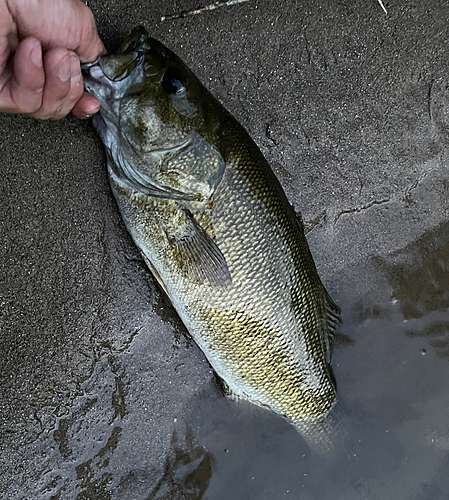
[82,27,340,426]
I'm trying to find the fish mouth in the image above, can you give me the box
[82,51,147,103]
[81,60,100,77]
[82,50,144,80]
[80,26,150,82]
[81,60,107,96]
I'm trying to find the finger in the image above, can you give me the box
[0,37,12,76]
[8,0,106,63]
[32,52,84,120]
[30,48,72,119]
[0,58,13,94]
[74,3,107,62]
[71,92,100,119]
[47,54,85,120]
[0,37,45,114]
[0,2,16,74]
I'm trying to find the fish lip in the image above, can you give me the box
[80,59,99,71]
[81,60,105,83]
[80,59,100,77]
[81,49,146,81]
[81,53,146,98]
[81,60,112,101]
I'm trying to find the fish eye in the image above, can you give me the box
[162,68,184,95]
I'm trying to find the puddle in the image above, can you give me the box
[146,428,215,500]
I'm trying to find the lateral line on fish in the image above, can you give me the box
[161,0,250,22]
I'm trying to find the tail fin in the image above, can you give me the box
[292,402,345,453]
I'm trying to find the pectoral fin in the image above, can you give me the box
[166,210,231,287]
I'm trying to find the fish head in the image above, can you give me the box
[81,26,210,155]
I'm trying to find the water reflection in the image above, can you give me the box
[39,353,129,499]
[406,320,449,360]
[373,221,449,365]
[375,221,449,319]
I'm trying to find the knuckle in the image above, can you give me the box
[29,109,52,120]
[47,78,71,99]
[15,90,43,114]
[20,102,41,115]
[53,107,71,120]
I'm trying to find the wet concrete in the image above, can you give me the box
[1,0,449,498]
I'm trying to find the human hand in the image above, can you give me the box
[0,0,106,119]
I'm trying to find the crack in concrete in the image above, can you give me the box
[335,198,390,222]
[335,170,432,223]
[161,0,250,21]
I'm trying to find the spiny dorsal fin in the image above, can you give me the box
[322,290,341,364]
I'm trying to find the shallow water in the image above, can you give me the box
[187,248,449,500]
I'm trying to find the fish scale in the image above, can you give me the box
[82,26,340,429]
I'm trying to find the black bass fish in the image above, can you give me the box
[82,27,340,428]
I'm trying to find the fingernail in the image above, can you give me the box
[70,56,81,85]
[83,106,99,118]
[30,41,42,67]
[56,54,71,82]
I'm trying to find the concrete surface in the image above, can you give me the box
[1,1,449,499]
